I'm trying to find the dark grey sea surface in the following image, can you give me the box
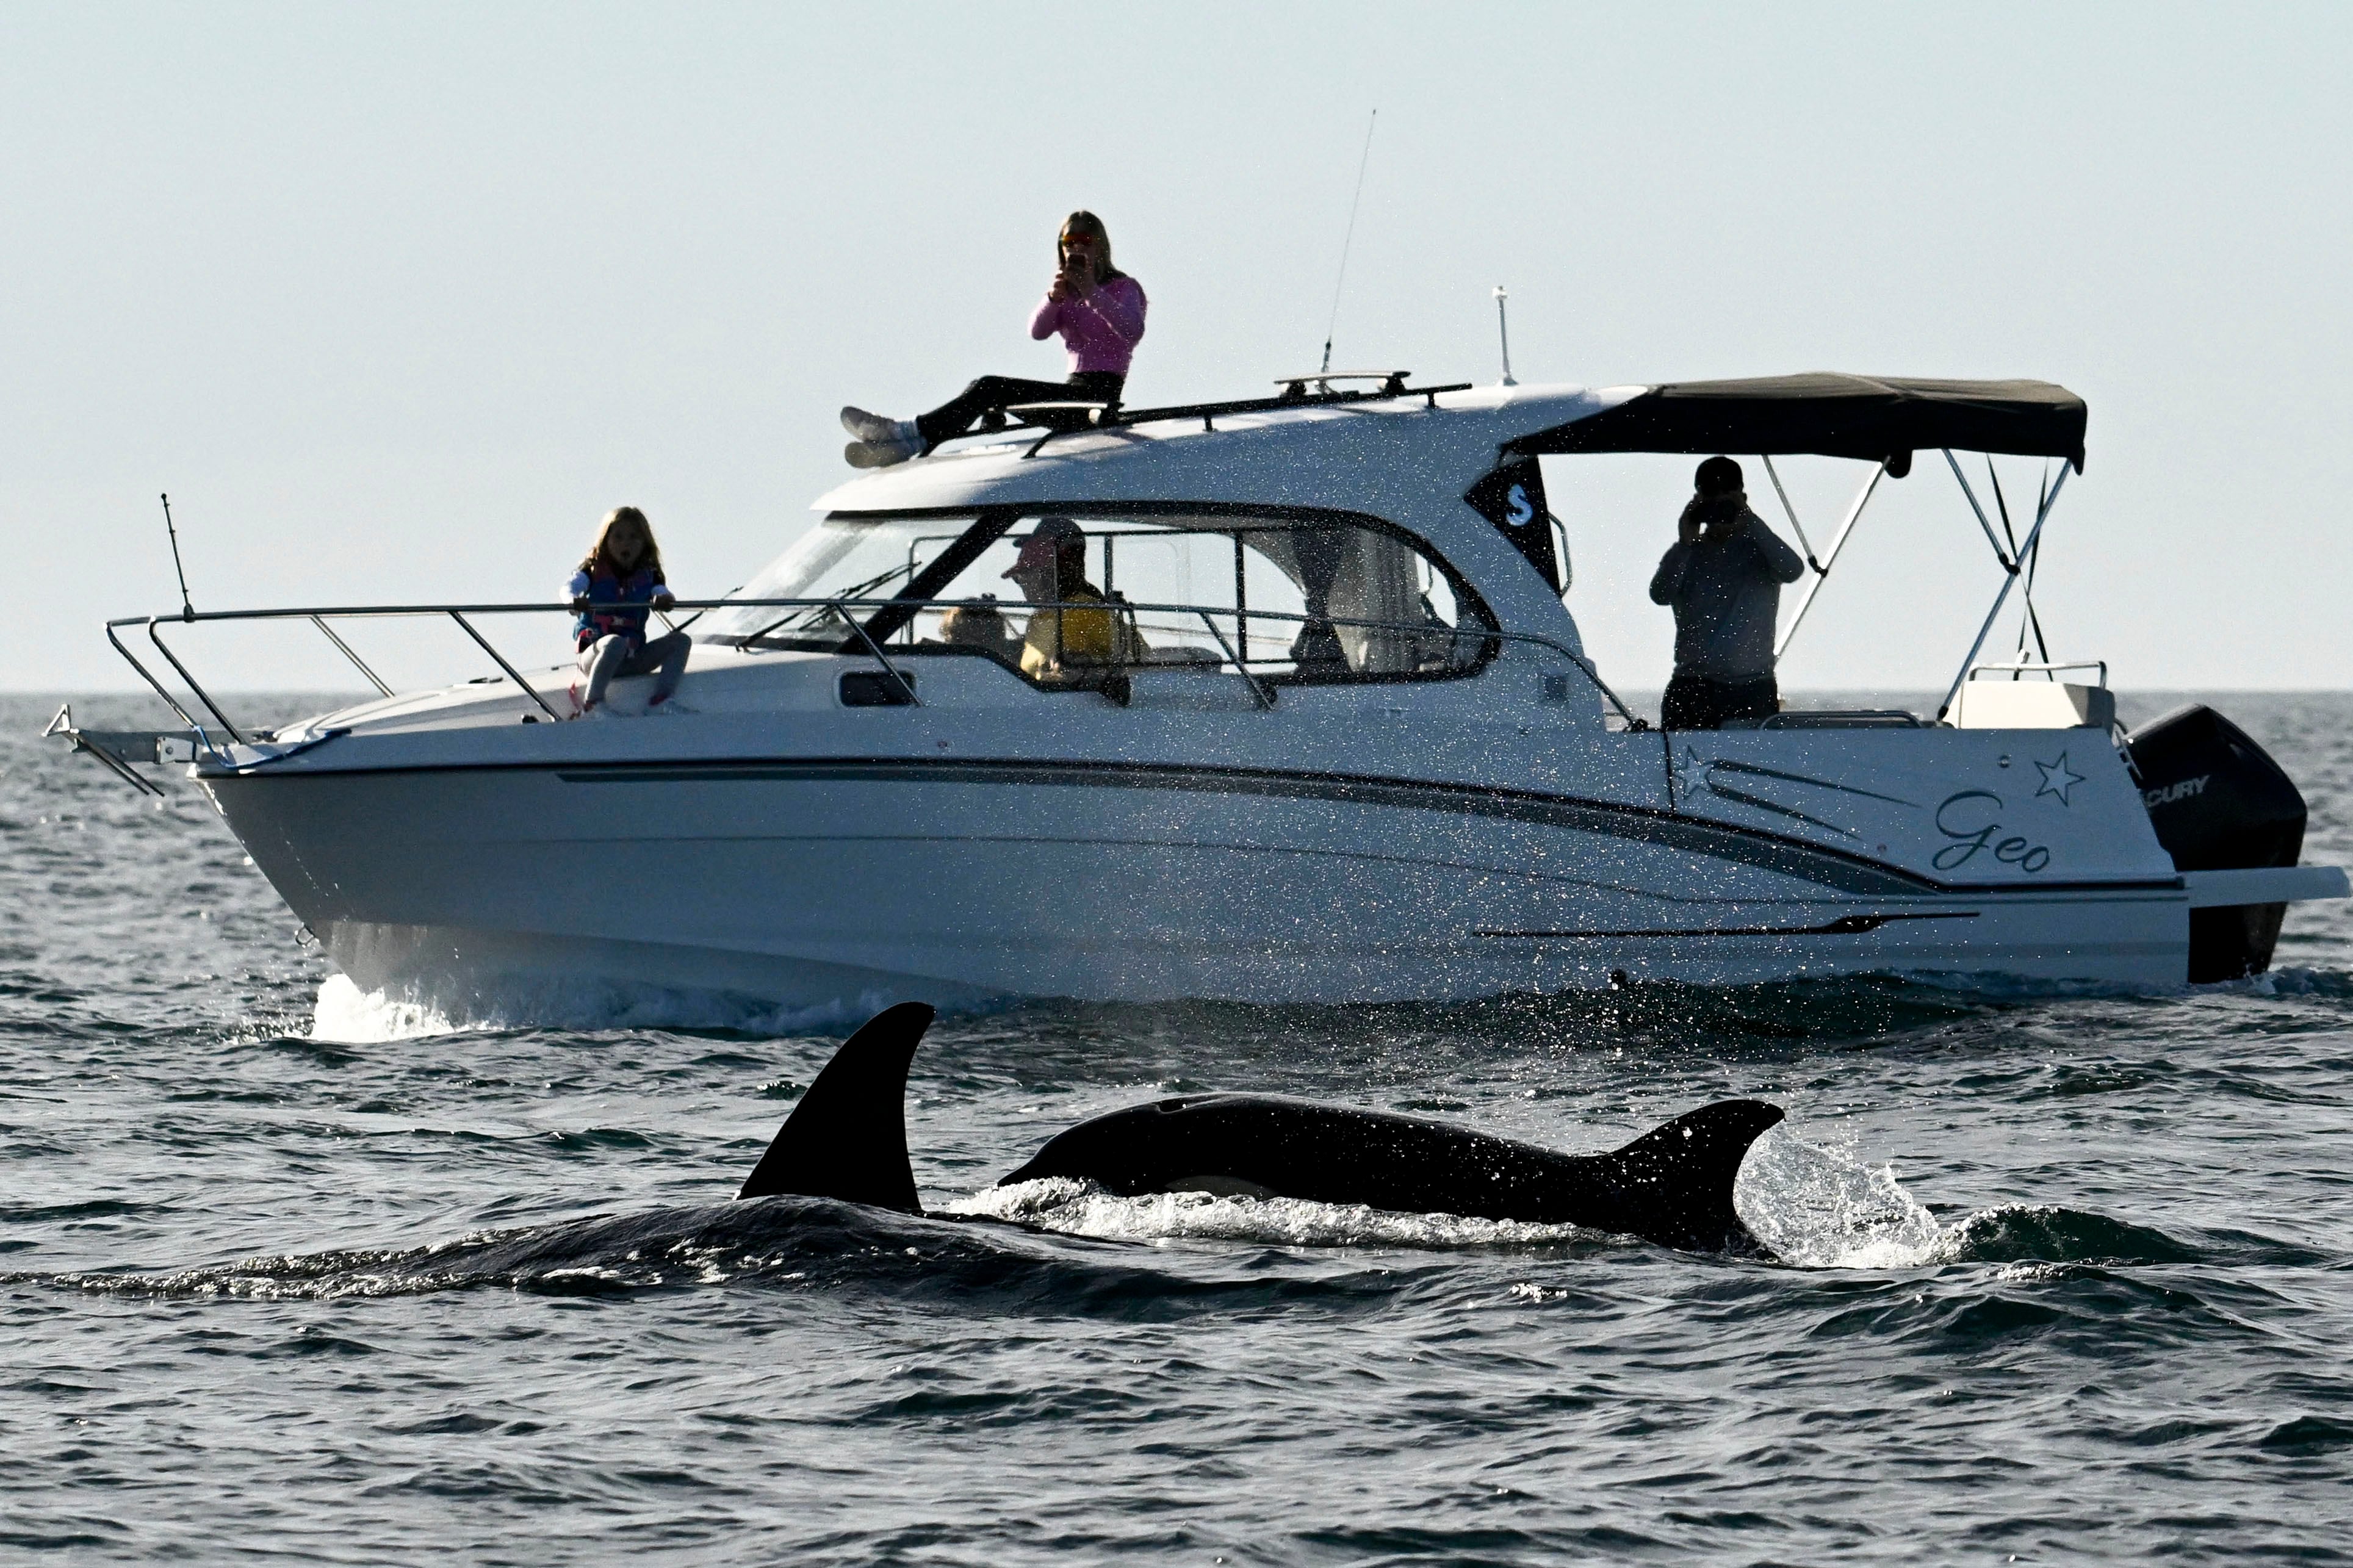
[5,691,2351,1564]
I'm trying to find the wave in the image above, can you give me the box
[10,1196,1410,1314]
[1732,1129,2206,1269]
[1732,1126,1947,1267]
[1933,1204,2203,1267]
[10,1174,2217,1310]
[21,1199,1079,1301]
[2200,966,2353,999]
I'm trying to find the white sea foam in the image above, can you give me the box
[308,971,893,1041]
[949,1177,1592,1250]
[1732,1125,1947,1268]
[311,974,464,1042]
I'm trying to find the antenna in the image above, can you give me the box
[1318,109,1378,377]
[1492,286,1517,386]
[160,493,195,621]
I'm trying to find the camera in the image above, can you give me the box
[1693,495,1742,540]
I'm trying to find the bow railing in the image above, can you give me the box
[98,592,1645,752]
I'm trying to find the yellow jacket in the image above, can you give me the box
[1020,586,1117,677]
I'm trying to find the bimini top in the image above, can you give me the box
[1502,373,2087,473]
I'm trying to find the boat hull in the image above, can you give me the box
[206,755,2192,1011]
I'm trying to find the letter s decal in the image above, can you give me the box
[1505,484,1535,527]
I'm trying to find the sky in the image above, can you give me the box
[6,2,2349,694]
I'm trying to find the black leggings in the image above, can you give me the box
[915,371,1125,448]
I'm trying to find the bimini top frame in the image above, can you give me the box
[1502,372,2089,725]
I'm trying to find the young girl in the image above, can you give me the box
[841,210,1148,466]
[569,506,690,714]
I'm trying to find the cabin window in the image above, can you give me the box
[705,507,1494,685]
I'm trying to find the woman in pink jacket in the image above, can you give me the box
[841,210,1147,467]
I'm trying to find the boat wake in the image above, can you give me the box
[309,973,895,1043]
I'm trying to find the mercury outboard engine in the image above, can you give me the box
[2124,705,2307,982]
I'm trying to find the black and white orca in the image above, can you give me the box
[738,1002,1785,1256]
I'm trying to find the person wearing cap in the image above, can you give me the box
[1004,517,1115,679]
[840,211,1147,467]
[1648,456,1805,730]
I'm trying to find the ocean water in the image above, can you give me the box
[5,690,2351,1564]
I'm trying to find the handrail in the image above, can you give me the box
[740,596,1639,726]
[99,592,1646,739]
[106,619,198,731]
[1192,609,1274,710]
[1013,378,1477,456]
[146,617,245,744]
[826,601,922,707]
[1966,658,2106,688]
[311,614,393,697]
[449,611,566,721]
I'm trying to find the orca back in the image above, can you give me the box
[997,1094,1784,1254]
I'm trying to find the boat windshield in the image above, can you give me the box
[702,509,1496,682]
[699,514,960,647]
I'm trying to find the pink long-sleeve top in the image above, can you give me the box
[1028,275,1148,376]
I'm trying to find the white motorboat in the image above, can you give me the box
[67,372,2348,1010]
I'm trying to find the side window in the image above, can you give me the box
[901,512,1492,683]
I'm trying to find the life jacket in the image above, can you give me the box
[571,563,666,650]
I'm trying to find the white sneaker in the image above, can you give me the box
[845,437,918,469]
[840,406,909,444]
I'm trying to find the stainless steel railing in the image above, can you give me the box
[101,592,1645,747]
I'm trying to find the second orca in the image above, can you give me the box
[739,1002,1785,1256]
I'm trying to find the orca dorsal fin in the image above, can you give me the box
[737,1002,935,1214]
[1601,1098,1785,1254]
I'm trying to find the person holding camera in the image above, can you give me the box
[841,211,1147,467]
[1648,456,1805,730]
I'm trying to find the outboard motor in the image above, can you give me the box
[2124,705,2306,982]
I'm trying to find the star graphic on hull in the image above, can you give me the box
[2035,750,2086,807]
[1670,747,1703,801]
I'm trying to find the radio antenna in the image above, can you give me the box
[160,493,195,620]
[1318,108,1378,376]
[1492,286,1517,386]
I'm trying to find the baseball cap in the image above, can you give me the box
[1003,516,1084,578]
